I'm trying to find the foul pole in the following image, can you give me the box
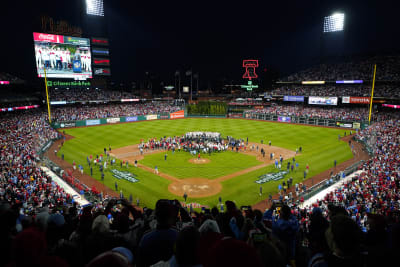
[44,67,52,123]
[368,64,377,124]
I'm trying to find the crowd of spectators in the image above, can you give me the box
[1,106,400,267]
[49,88,139,102]
[0,72,25,83]
[52,103,182,122]
[246,105,370,121]
[268,84,400,98]
[281,55,400,82]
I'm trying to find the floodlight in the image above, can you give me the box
[86,0,104,16]
[323,13,344,33]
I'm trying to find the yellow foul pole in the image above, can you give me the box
[368,64,376,124]
[44,67,52,123]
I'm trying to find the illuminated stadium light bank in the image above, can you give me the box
[86,0,104,16]
[324,13,345,33]
[241,59,259,91]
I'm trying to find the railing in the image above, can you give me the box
[41,156,103,203]
[298,160,364,201]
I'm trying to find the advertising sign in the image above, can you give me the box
[308,96,338,106]
[146,115,158,120]
[107,118,120,123]
[0,105,40,112]
[92,48,110,56]
[352,122,361,129]
[170,110,185,119]
[336,122,353,128]
[121,99,139,102]
[50,101,67,105]
[110,169,139,183]
[301,81,325,85]
[382,104,400,109]
[86,119,100,126]
[94,68,111,76]
[349,97,370,104]
[336,80,363,84]
[255,171,289,184]
[343,96,370,104]
[126,116,138,122]
[64,36,90,46]
[47,80,91,88]
[93,58,110,66]
[284,96,304,102]
[342,96,350,104]
[33,32,64,43]
[60,122,76,128]
[0,81,10,85]
[91,37,109,46]
[278,116,291,122]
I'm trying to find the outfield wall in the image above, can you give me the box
[51,110,185,129]
[243,112,369,129]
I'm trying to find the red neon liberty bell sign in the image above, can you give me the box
[242,59,259,80]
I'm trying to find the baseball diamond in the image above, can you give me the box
[56,118,353,208]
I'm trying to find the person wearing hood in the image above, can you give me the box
[263,203,299,264]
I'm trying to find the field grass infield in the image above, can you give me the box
[58,118,353,208]
[140,151,261,179]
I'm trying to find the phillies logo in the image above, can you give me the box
[242,59,259,80]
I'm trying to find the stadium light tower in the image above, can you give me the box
[323,13,345,33]
[86,0,104,16]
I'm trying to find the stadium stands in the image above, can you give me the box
[246,105,370,121]
[0,72,25,84]
[1,52,400,267]
[268,84,400,98]
[1,105,399,267]
[49,88,139,101]
[280,55,400,82]
[51,103,182,122]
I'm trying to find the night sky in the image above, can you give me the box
[1,0,399,90]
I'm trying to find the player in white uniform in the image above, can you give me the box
[61,48,68,70]
[55,47,62,70]
[42,47,50,70]
[35,45,42,69]
[87,51,92,72]
[66,49,71,67]
[84,51,91,72]
[49,46,56,69]
[81,50,86,70]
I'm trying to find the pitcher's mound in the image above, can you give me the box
[168,178,221,197]
[188,158,210,164]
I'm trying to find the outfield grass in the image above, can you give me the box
[140,150,261,179]
[58,118,353,208]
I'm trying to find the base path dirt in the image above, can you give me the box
[168,178,222,197]
[112,142,296,197]
[251,135,370,211]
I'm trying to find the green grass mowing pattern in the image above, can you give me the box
[139,150,261,179]
[58,118,353,208]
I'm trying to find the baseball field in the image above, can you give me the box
[58,118,353,208]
